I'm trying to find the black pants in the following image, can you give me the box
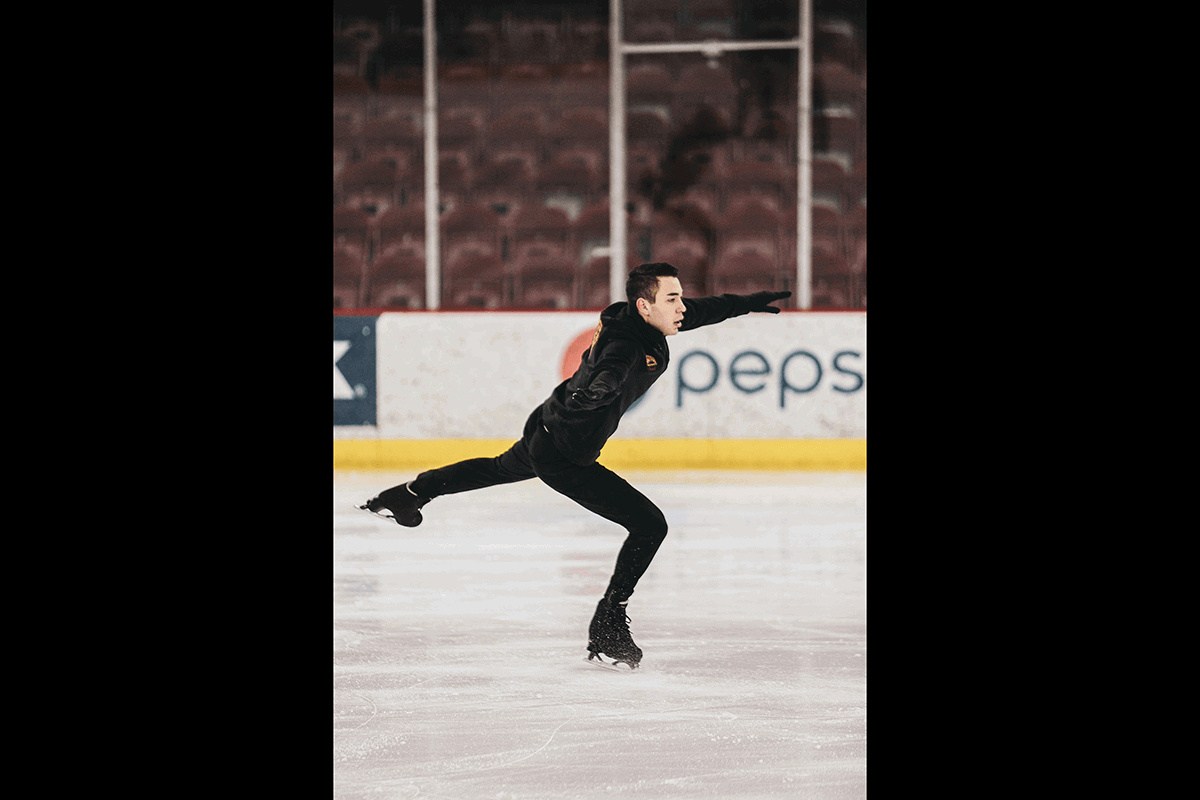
[407,409,668,604]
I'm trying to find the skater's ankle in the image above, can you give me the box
[406,478,433,499]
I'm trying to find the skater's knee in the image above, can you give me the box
[640,508,668,543]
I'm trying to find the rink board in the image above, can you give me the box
[334,310,865,470]
[333,437,866,471]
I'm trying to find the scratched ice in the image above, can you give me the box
[334,470,866,800]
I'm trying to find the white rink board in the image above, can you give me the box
[370,311,865,440]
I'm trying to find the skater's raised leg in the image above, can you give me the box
[359,479,432,527]
[361,419,539,526]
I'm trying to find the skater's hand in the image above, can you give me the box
[570,342,640,410]
[745,291,791,313]
[570,368,625,410]
[571,385,615,410]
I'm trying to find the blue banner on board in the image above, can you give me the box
[334,316,377,426]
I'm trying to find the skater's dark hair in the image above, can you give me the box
[626,263,679,308]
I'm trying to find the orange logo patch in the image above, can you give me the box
[645,355,657,371]
[588,322,603,360]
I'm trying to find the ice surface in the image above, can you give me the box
[334,470,866,800]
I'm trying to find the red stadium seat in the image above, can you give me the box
[440,202,503,266]
[626,19,677,45]
[333,247,366,309]
[332,74,370,132]
[811,204,843,256]
[513,251,577,308]
[575,201,634,267]
[844,203,864,262]
[536,155,603,209]
[683,0,736,38]
[578,254,612,308]
[674,62,738,121]
[721,157,791,211]
[333,32,360,76]
[626,63,675,111]
[574,201,610,239]
[843,204,866,258]
[626,109,671,152]
[813,61,866,117]
[652,242,708,297]
[360,117,422,165]
[506,203,573,264]
[650,207,713,268]
[555,61,608,108]
[845,158,867,208]
[439,63,492,113]
[437,108,485,160]
[843,205,866,304]
[851,238,867,307]
[548,106,608,154]
[376,76,422,122]
[333,116,357,161]
[560,16,608,62]
[443,249,509,309]
[341,157,402,215]
[454,19,497,65]
[496,63,555,100]
[577,250,641,309]
[721,195,786,229]
[365,253,425,309]
[815,21,865,73]
[437,152,473,204]
[710,250,782,297]
[743,113,794,165]
[334,206,371,259]
[474,155,537,217]
[812,157,848,211]
[716,197,785,261]
[628,0,678,26]
[672,185,721,222]
[487,106,547,165]
[626,143,662,198]
[375,204,426,261]
[498,26,559,66]
[814,113,862,159]
[811,248,853,308]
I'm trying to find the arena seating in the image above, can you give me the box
[334,9,865,309]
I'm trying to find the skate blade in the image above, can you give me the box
[584,652,639,672]
[355,503,395,522]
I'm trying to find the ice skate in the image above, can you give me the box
[586,596,642,671]
[358,482,430,527]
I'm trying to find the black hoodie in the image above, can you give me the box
[539,293,764,466]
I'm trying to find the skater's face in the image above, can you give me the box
[637,276,685,336]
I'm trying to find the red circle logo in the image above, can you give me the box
[562,328,597,380]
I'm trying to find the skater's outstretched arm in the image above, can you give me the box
[679,291,792,332]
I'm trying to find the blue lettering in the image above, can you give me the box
[832,350,864,393]
[780,350,822,407]
[677,350,719,408]
[729,350,771,394]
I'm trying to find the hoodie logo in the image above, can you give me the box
[645,355,657,371]
[588,322,603,360]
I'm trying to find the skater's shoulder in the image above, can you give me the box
[599,316,654,352]
[599,301,629,322]
[598,303,640,339]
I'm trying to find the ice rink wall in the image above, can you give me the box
[334,310,865,470]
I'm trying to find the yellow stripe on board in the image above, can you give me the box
[334,439,866,471]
